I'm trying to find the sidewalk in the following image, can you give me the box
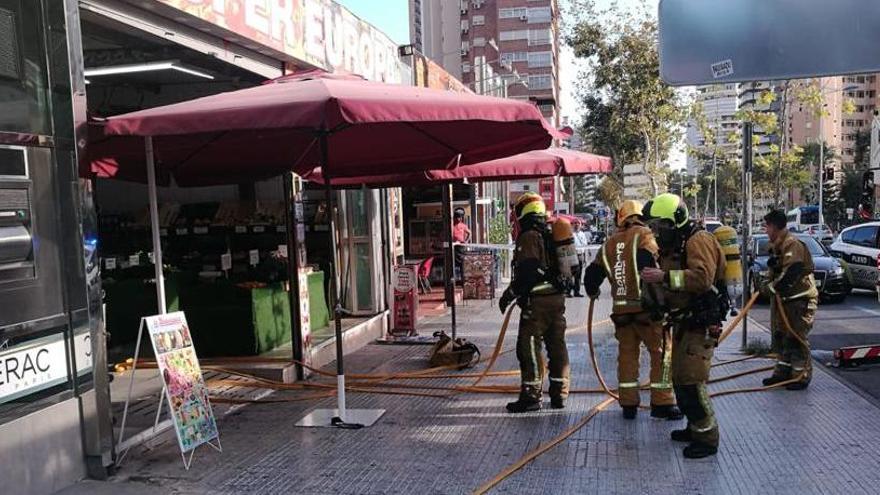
[57,294,880,495]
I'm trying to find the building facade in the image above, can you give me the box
[686,83,741,175]
[411,0,561,125]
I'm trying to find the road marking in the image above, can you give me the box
[856,306,880,318]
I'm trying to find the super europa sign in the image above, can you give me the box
[159,0,402,83]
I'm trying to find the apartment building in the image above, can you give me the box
[686,83,741,175]
[411,0,561,125]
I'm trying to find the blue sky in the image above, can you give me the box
[336,0,410,45]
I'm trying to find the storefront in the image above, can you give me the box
[0,0,411,492]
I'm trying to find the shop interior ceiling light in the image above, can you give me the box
[84,60,214,80]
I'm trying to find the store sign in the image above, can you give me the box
[146,312,219,453]
[159,0,402,83]
[539,178,555,212]
[412,54,471,93]
[0,331,92,405]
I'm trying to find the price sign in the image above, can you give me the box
[129,255,140,267]
[253,226,266,233]
[104,258,117,270]
[221,253,232,271]
[176,227,188,235]
[193,226,209,234]
[249,249,259,266]
[235,226,247,234]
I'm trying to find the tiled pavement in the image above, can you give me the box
[58,294,880,494]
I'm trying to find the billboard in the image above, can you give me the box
[412,54,471,93]
[659,0,880,86]
[159,0,403,83]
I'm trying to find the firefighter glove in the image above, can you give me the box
[499,288,516,314]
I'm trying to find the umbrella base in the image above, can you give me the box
[295,408,385,428]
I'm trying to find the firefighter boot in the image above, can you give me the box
[622,406,638,420]
[506,386,542,413]
[549,379,567,409]
[683,441,718,459]
[762,368,792,387]
[670,428,692,442]
[651,405,684,420]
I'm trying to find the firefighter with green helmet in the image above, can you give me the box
[583,199,683,421]
[499,192,570,413]
[641,193,727,459]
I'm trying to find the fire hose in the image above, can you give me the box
[473,290,811,494]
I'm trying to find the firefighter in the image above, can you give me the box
[499,193,570,412]
[760,210,818,390]
[583,200,683,421]
[641,193,726,459]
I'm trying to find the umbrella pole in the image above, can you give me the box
[145,136,166,314]
[442,184,457,339]
[295,136,383,429]
[324,176,347,422]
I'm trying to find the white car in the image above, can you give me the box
[828,222,880,291]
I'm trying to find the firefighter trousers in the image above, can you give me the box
[770,298,816,381]
[516,293,570,401]
[612,314,674,407]
[672,328,719,448]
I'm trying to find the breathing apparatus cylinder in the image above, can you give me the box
[551,218,578,283]
[713,225,743,301]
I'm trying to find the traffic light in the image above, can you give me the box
[859,170,875,219]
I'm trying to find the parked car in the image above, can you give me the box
[828,222,880,292]
[750,234,851,303]
[803,224,835,245]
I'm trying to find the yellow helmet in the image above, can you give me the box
[642,193,689,228]
[513,192,547,220]
[616,200,644,227]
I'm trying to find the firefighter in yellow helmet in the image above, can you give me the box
[583,200,683,421]
[641,193,727,459]
[499,193,570,412]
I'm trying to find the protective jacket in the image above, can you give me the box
[767,230,818,301]
[511,229,558,297]
[584,220,659,314]
[658,228,726,323]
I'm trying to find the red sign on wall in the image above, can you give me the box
[539,178,555,212]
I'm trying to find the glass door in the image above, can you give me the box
[336,190,382,315]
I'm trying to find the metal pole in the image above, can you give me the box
[321,134,348,421]
[819,111,825,224]
[145,137,166,314]
[283,172,305,380]
[713,154,718,217]
[442,184,458,339]
[741,122,754,349]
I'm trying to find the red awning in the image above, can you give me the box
[303,148,611,188]
[92,71,556,186]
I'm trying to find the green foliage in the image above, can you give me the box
[487,211,511,244]
[567,0,685,195]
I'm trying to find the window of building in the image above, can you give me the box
[499,7,528,18]
[462,63,471,73]
[473,37,486,47]
[527,6,552,23]
[527,51,552,68]
[869,75,877,83]
[500,30,529,41]
[461,20,469,32]
[501,51,528,63]
[868,90,876,98]
[461,41,470,51]
[528,28,552,46]
[528,73,553,90]
[472,15,485,26]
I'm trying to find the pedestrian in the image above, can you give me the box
[568,222,589,298]
[583,200,682,421]
[499,193,570,413]
[452,207,470,280]
[641,193,726,459]
[760,209,817,390]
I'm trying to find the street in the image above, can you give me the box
[747,289,880,404]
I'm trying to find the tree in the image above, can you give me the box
[568,1,685,196]
[596,175,623,211]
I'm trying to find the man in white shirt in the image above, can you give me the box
[569,222,591,297]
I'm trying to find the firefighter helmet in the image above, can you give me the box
[616,200,644,227]
[642,193,689,228]
[514,192,547,220]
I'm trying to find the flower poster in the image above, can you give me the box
[146,312,219,453]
